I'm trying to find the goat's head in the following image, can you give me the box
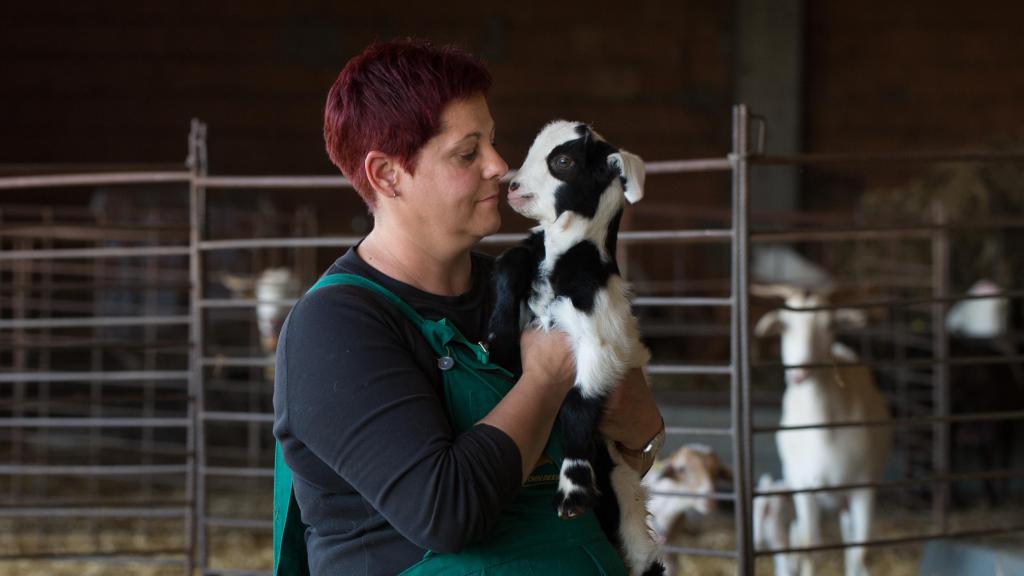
[222,268,301,355]
[645,444,732,538]
[753,284,865,384]
[507,120,644,228]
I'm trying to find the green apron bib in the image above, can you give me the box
[273,273,626,576]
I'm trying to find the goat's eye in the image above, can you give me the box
[551,155,575,171]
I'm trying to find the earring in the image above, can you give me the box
[392,189,399,198]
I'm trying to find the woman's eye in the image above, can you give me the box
[461,149,478,162]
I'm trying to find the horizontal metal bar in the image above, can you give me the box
[0,417,191,428]
[200,236,361,250]
[646,158,733,173]
[649,489,736,501]
[755,468,1024,499]
[751,219,1024,244]
[647,364,733,375]
[204,516,273,530]
[752,150,1024,166]
[753,354,1024,372]
[196,175,352,189]
[202,411,274,424]
[0,506,188,518]
[0,171,192,189]
[756,524,1024,556]
[634,296,732,307]
[0,315,191,330]
[0,370,190,383]
[666,425,734,436]
[764,289,1024,312]
[201,357,274,368]
[200,298,298,309]
[753,409,1024,434]
[0,550,187,565]
[0,245,191,262]
[199,229,735,252]
[202,466,274,478]
[0,464,187,476]
[660,545,738,559]
[194,159,730,191]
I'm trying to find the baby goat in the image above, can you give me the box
[488,121,663,576]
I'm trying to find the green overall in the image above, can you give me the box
[273,273,626,576]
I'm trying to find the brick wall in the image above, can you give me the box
[0,1,733,178]
[805,1,1024,153]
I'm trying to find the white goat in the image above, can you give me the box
[644,444,732,573]
[754,474,799,576]
[754,285,892,576]
[221,267,301,376]
[946,278,1009,339]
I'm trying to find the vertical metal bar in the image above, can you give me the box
[186,118,209,575]
[11,238,29,503]
[730,104,754,576]
[931,201,950,533]
[143,221,159,542]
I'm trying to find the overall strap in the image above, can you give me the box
[308,273,428,326]
[309,273,509,373]
[273,272,510,576]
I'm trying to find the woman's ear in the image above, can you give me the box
[364,151,402,199]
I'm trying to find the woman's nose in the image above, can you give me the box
[485,147,508,180]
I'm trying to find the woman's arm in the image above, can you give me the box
[599,367,664,475]
[278,287,575,552]
[479,327,576,482]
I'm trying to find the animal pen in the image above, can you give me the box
[2,106,1023,575]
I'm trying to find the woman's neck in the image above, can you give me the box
[358,228,474,297]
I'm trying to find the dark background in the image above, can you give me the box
[3,1,1021,177]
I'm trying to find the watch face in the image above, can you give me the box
[647,431,666,459]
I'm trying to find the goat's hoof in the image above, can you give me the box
[639,561,667,576]
[553,489,594,519]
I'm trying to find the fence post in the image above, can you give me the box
[731,103,755,576]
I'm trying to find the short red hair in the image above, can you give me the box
[324,38,492,210]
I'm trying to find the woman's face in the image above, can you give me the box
[394,94,508,249]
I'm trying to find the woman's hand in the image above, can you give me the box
[518,327,576,396]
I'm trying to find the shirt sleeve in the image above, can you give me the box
[278,285,523,552]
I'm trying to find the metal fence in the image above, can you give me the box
[2,106,1023,574]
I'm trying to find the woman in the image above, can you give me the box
[273,38,664,576]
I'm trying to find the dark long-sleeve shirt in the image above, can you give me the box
[273,247,523,576]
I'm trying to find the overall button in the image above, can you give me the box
[437,356,455,371]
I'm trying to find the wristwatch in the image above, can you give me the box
[615,418,666,462]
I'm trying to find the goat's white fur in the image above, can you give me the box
[754,474,800,576]
[509,120,658,575]
[756,290,892,576]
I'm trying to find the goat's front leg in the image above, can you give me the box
[554,387,605,518]
[486,237,542,371]
[792,491,822,576]
[840,488,874,576]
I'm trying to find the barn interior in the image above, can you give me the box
[2,2,1023,575]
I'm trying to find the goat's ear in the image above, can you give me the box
[220,273,255,295]
[609,150,646,204]
[833,308,867,329]
[754,310,784,337]
[830,342,859,363]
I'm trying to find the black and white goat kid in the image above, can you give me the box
[488,121,663,576]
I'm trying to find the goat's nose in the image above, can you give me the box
[509,181,520,192]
